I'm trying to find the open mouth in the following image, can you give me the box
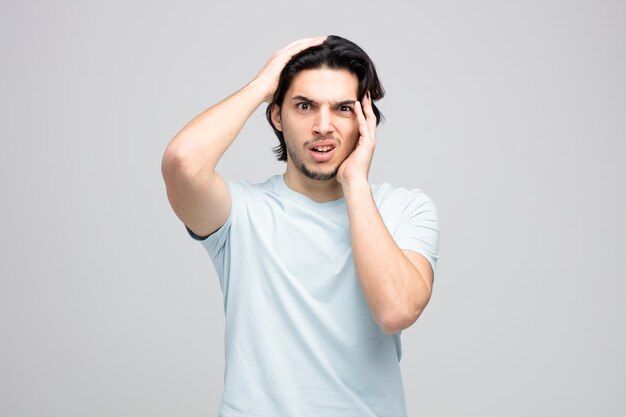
[310,145,335,154]
[308,140,338,162]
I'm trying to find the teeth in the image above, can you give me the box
[313,146,333,152]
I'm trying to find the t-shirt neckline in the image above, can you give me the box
[275,174,346,212]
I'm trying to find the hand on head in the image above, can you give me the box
[254,36,327,103]
[337,92,378,186]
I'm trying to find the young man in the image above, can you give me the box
[161,35,439,417]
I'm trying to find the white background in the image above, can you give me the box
[1,0,624,415]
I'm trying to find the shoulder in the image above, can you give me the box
[226,175,280,199]
[191,176,279,243]
[371,182,437,215]
[373,182,440,276]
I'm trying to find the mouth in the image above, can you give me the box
[310,145,335,153]
[308,141,337,162]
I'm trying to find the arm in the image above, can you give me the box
[161,37,326,236]
[338,95,434,335]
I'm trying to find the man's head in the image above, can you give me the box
[266,35,385,163]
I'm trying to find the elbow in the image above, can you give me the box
[161,141,188,176]
[378,310,417,335]
[161,147,181,180]
[378,301,429,335]
[161,142,207,182]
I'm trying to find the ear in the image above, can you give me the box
[270,104,282,131]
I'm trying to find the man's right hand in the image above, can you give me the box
[253,36,327,103]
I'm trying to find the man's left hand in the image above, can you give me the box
[337,92,377,186]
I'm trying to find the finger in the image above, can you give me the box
[271,37,325,69]
[282,36,326,49]
[279,36,326,55]
[362,92,377,134]
[354,101,371,141]
[278,37,317,51]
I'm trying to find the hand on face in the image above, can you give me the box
[337,93,377,186]
[253,37,327,103]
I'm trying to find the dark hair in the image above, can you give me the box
[266,35,385,161]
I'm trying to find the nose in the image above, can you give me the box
[313,107,334,136]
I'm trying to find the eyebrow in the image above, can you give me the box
[291,95,356,106]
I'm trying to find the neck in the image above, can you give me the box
[283,164,343,203]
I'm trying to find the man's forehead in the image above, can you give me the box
[287,68,358,102]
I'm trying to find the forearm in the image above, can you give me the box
[343,180,431,334]
[163,79,268,176]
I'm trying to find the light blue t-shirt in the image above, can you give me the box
[187,174,439,417]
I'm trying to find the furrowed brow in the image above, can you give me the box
[291,95,316,103]
[290,95,356,106]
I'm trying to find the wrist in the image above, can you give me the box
[341,177,371,199]
[247,76,277,104]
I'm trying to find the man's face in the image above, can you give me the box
[271,68,360,181]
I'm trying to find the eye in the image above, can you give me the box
[296,102,311,111]
[339,105,353,112]
[336,105,354,116]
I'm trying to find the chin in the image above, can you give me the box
[300,164,340,181]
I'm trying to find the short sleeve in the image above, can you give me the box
[184,179,248,264]
[393,190,440,279]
